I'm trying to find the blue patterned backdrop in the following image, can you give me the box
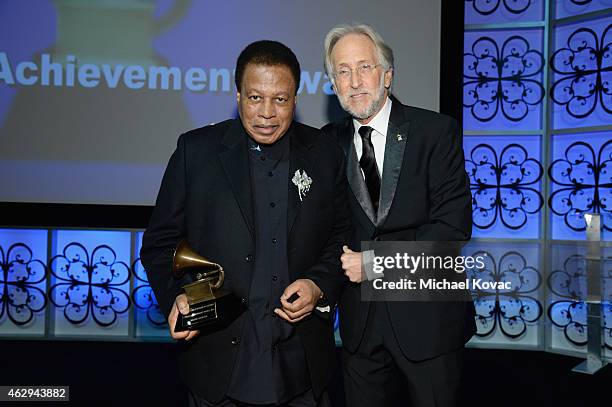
[554,0,612,19]
[463,0,611,361]
[0,229,47,334]
[550,132,611,240]
[465,0,545,24]
[0,228,171,340]
[463,29,545,130]
[551,17,611,129]
[464,136,543,238]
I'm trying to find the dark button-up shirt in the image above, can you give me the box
[227,127,309,404]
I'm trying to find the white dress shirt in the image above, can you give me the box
[352,97,392,178]
[353,98,392,281]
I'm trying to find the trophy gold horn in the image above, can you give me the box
[170,239,245,333]
[173,239,224,289]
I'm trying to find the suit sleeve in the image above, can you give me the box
[140,133,191,320]
[415,117,472,241]
[302,143,352,314]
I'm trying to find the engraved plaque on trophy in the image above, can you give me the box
[172,240,245,332]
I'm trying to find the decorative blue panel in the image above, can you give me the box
[464,241,543,346]
[464,0,544,25]
[551,18,611,129]
[464,136,543,238]
[132,231,169,339]
[555,0,612,20]
[547,243,612,352]
[49,230,132,337]
[0,229,47,335]
[549,131,611,240]
[464,29,545,131]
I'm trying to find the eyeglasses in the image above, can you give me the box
[333,63,381,81]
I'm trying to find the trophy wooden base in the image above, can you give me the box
[174,290,246,333]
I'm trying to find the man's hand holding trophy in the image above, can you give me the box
[167,239,245,340]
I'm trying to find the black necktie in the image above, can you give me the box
[358,126,381,213]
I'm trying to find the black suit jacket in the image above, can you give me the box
[322,97,476,360]
[140,119,351,402]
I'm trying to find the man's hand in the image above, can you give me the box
[274,279,322,323]
[168,294,200,341]
[341,245,364,283]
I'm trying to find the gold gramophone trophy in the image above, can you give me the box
[173,240,245,332]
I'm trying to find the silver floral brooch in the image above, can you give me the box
[291,169,312,202]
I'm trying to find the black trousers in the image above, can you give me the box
[188,389,331,407]
[343,303,464,407]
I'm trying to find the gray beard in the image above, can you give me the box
[338,75,386,120]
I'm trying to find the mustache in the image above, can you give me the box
[347,90,370,97]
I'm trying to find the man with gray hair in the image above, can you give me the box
[321,23,475,407]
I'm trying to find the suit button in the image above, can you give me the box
[241,297,248,305]
[272,275,278,282]
[231,337,240,345]
[245,254,253,262]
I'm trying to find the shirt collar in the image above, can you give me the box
[353,96,392,137]
[246,123,291,161]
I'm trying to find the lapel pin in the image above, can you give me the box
[396,134,403,141]
[292,169,313,202]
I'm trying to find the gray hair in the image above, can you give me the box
[324,23,394,83]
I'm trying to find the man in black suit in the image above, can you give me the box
[321,24,475,407]
[141,40,351,407]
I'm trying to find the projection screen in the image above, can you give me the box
[0,0,442,205]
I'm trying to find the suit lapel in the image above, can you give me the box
[287,125,312,235]
[339,119,377,224]
[377,101,411,227]
[218,120,254,238]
